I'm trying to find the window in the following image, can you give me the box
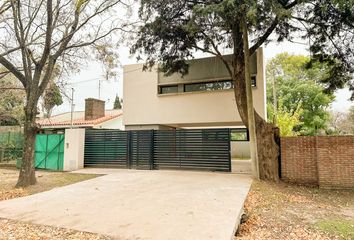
[184,80,233,92]
[230,129,249,141]
[251,76,256,87]
[158,77,256,95]
[159,85,178,94]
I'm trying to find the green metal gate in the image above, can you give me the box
[35,134,64,170]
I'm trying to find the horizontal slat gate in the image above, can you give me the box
[84,130,129,168]
[84,129,231,172]
[153,129,230,172]
[130,130,153,170]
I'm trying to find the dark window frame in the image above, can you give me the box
[159,85,179,94]
[183,80,234,93]
[158,76,256,95]
[230,128,249,142]
[251,75,257,87]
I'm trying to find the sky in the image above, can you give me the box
[53,39,354,116]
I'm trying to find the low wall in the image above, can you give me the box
[281,136,354,189]
[63,128,85,171]
[231,141,250,159]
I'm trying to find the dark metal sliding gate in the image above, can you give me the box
[84,129,230,172]
[84,130,129,168]
[153,129,230,171]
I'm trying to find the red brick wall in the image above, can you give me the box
[281,137,318,185]
[281,136,354,189]
[316,137,354,189]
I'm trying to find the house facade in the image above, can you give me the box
[123,49,266,159]
[123,48,266,129]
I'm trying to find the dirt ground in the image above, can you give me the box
[0,218,112,240]
[237,181,354,240]
[0,167,101,201]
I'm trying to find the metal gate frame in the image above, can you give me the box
[34,134,65,171]
[84,129,231,172]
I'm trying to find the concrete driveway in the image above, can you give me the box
[0,169,252,240]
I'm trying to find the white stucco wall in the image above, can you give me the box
[63,128,85,171]
[94,116,124,130]
[123,49,266,128]
[231,141,251,159]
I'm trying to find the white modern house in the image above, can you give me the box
[123,48,267,158]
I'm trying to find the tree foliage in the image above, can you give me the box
[113,95,122,109]
[267,53,336,136]
[267,101,302,137]
[326,109,354,135]
[0,69,25,126]
[132,0,354,180]
[43,84,63,118]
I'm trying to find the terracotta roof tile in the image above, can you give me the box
[37,111,122,127]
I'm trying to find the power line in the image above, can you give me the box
[66,77,103,85]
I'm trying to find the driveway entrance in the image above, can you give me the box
[0,169,251,240]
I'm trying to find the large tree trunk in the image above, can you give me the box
[232,27,280,181]
[16,98,37,188]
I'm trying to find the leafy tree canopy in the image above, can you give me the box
[132,0,354,180]
[269,102,303,137]
[113,95,123,109]
[43,84,63,118]
[133,0,354,98]
[267,53,335,135]
[0,69,25,126]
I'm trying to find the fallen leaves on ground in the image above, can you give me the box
[236,181,354,240]
[0,167,100,201]
[0,219,112,240]
[0,188,27,201]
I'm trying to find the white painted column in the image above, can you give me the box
[63,128,85,171]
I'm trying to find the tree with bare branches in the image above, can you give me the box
[0,0,130,187]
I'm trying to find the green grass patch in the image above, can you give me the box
[315,219,354,239]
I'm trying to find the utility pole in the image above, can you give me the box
[272,75,277,125]
[70,88,75,129]
[98,80,101,99]
[242,20,260,180]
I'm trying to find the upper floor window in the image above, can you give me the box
[159,85,178,94]
[184,80,233,92]
[158,76,257,94]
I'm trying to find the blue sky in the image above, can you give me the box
[53,40,354,115]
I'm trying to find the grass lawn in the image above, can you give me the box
[0,166,101,201]
[237,181,354,240]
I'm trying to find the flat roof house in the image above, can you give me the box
[123,48,266,130]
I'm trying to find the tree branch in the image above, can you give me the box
[250,17,278,55]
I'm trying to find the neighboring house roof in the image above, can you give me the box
[37,109,123,128]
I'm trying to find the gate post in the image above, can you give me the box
[150,129,154,170]
[63,128,85,171]
[127,131,132,169]
[228,128,231,172]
